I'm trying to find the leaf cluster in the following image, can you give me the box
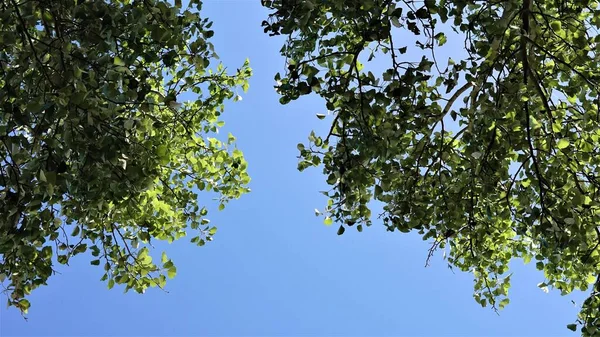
[0,0,251,313]
[263,0,600,334]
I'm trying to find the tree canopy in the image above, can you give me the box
[2,0,600,335]
[0,0,250,313]
[263,0,600,335]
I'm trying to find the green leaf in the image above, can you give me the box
[124,119,134,130]
[142,255,152,265]
[17,299,30,312]
[374,185,383,197]
[41,246,52,259]
[567,324,577,332]
[337,225,345,235]
[73,244,87,254]
[586,274,597,284]
[557,138,570,149]
[114,57,126,66]
[167,266,177,279]
[44,171,57,185]
[434,33,447,46]
[156,145,168,157]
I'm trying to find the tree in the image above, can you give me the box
[0,0,251,313]
[262,0,600,334]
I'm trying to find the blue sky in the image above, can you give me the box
[0,1,589,336]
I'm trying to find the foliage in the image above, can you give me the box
[263,0,600,334]
[0,0,251,313]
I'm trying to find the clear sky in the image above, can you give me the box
[0,1,590,336]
